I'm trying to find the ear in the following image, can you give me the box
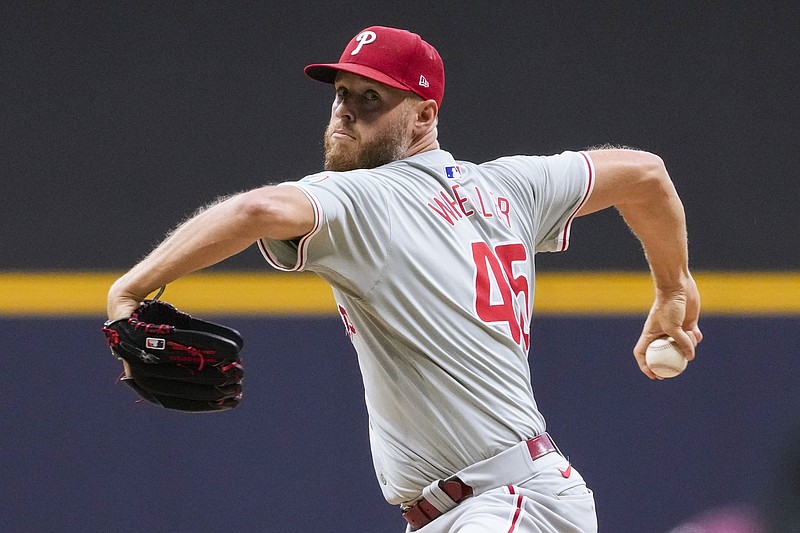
[412,99,439,133]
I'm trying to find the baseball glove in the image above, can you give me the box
[102,299,244,412]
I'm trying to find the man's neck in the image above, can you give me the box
[404,127,440,158]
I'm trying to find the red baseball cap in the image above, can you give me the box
[305,26,445,107]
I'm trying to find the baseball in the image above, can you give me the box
[645,336,688,378]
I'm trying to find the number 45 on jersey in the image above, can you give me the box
[472,242,531,350]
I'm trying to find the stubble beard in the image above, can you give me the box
[323,113,412,172]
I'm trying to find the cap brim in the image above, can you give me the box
[304,63,411,93]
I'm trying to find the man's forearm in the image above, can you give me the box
[615,164,692,292]
[107,195,265,317]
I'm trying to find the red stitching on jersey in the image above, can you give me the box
[558,151,595,252]
[256,184,322,272]
[295,188,322,271]
[506,494,524,532]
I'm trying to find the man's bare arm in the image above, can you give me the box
[107,185,315,320]
[579,149,702,379]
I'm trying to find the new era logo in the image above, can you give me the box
[146,337,166,350]
[419,75,430,88]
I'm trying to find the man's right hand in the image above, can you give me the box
[633,274,703,379]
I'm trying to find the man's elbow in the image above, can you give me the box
[580,149,673,215]
[638,151,669,185]
[614,150,674,205]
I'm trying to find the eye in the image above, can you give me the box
[364,90,380,102]
[335,86,348,99]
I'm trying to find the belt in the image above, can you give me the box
[402,433,557,530]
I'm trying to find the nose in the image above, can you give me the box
[332,96,354,122]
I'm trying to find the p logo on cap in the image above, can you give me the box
[351,31,376,55]
[304,26,445,107]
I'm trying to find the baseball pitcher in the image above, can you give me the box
[106,26,702,532]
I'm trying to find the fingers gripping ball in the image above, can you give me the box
[102,300,244,412]
[645,336,688,378]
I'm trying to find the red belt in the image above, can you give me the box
[402,433,557,530]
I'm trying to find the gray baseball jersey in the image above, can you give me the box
[259,149,594,505]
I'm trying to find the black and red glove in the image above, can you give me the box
[102,299,244,412]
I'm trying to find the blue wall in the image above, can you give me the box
[3,315,797,532]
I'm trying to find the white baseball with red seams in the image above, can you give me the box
[646,336,688,378]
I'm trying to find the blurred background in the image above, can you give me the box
[1,2,797,532]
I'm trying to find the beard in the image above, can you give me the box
[323,112,412,171]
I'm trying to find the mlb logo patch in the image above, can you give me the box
[146,337,166,350]
[445,166,462,180]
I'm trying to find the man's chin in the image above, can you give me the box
[323,136,356,171]
[323,126,409,171]
[324,150,359,172]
